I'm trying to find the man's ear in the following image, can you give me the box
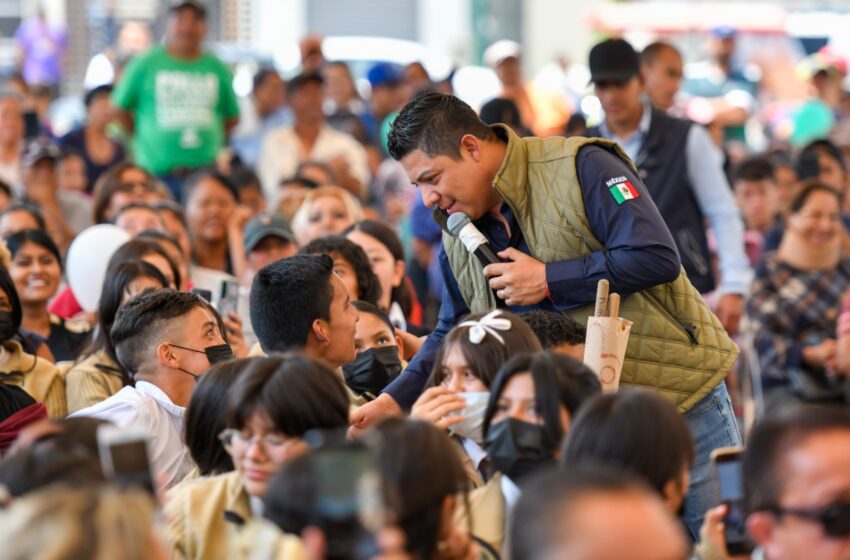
[747,511,776,549]
[460,134,483,162]
[156,342,179,369]
[311,318,330,345]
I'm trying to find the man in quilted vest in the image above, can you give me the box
[351,91,740,538]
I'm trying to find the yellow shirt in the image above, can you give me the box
[163,470,303,560]
[0,340,65,418]
[64,350,124,414]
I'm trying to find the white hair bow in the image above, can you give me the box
[458,310,512,345]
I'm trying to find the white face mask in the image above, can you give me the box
[447,391,491,444]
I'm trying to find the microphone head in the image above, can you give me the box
[446,211,472,236]
[432,207,450,233]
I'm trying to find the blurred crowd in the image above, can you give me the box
[0,1,849,560]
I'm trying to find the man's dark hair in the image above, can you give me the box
[226,354,349,438]
[639,41,680,67]
[733,157,775,184]
[511,465,653,560]
[518,310,586,349]
[743,405,850,514]
[250,254,334,353]
[561,390,694,497]
[387,91,496,161]
[299,236,382,307]
[110,288,210,377]
[252,68,280,91]
[84,84,113,108]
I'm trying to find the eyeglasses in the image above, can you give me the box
[218,428,295,456]
[771,501,850,538]
[116,181,158,193]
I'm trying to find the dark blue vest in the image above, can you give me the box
[589,108,715,293]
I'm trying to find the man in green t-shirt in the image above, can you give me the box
[112,0,239,199]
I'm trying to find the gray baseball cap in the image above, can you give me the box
[243,212,296,252]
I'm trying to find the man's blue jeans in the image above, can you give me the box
[682,381,742,540]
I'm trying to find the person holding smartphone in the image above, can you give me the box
[743,406,850,560]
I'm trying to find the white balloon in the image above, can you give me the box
[66,225,131,313]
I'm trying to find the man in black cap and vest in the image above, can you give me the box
[586,38,751,337]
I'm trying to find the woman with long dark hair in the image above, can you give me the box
[345,219,423,330]
[64,260,168,413]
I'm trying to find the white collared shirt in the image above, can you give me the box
[461,437,489,472]
[500,474,521,511]
[70,380,195,488]
[257,123,371,199]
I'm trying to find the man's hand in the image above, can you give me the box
[715,293,744,336]
[483,248,547,306]
[348,393,403,438]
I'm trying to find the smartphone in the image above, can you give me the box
[191,287,212,303]
[217,279,240,318]
[309,437,384,560]
[97,425,156,497]
[23,111,40,139]
[711,446,754,555]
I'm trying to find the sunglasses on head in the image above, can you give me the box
[772,501,850,538]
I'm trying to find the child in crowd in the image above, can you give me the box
[411,309,541,487]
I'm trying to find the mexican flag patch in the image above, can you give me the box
[608,180,640,205]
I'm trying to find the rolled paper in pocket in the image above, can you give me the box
[583,315,633,392]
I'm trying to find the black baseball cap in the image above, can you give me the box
[589,39,640,84]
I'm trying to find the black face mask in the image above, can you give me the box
[342,346,402,397]
[483,418,556,482]
[0,312,17,342]
[171,343,235,382]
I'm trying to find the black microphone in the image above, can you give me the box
[446,211,503,267]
